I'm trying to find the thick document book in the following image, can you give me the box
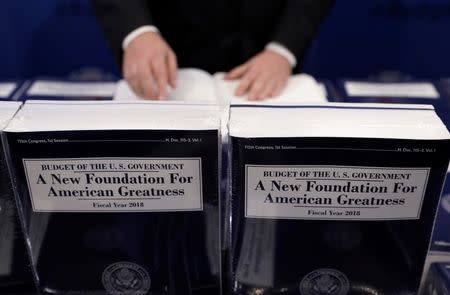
[3,100,221,294]
[114,68,328,104]
[0,101,34,292]
[228,103,450,295]
[0,82,20,101]
[17,79,117,101]
[338,80,446,108]
[424,263,450,295]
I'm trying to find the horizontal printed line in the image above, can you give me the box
[29,102,213,106]
[231,104,433,111]
[294,178,384,182]
[293,205,380,209]
[285,147,398,152]
[73,170,158,173]
[246,165,427,170]
[245,215,418,221]
[69,140,166,143]
[34,208,203,213]
[78,198,162,201]
[24,157,200,161]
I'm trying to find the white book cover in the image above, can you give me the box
[344,81,440,99]
[5,100,220,132]
[0,82,17,99]
[26,81,117,97]
[229,103,450,140]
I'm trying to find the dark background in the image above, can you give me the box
[1,0,450,81]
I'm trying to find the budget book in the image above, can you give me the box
[228,103,450,295]
[114,68,328,104]
[17,79,117,101]
[3,100,221,294]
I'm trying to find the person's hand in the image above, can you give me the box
[225,50,292,100]
[123,32,177,99]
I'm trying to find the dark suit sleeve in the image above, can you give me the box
[90,0,154,65]
[270,0,334,66]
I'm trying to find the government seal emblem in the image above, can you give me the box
[102,262,151,295]
[299,268,350,295]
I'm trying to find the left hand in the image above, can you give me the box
[225,50,292,100]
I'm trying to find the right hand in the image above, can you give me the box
[123,32,177,99]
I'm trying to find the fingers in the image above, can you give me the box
[235,75,254,96]
[247,79,265,101]
[129,79,143,97]
[248,75,278,101]
[122,32,178,100]
[126,55,175,100]
[250,80,285,100]
[230,50,292,101]
[140,75,157,99]
[237,73,284,101]
[225,63,249,80]
[234,67,272,100]
[259,81,277,100]
[270,81,285,98]
[151,57,169,100]
[230,59,282,100]
[124,63,140,96]
[124,63,155,99]
[167,51,178,88]
[151,50,178,99]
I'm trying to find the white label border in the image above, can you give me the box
[23,157,204,213]
[244,164,430,221]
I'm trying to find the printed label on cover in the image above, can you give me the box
[24,158,203,212]
[245,165,429,220]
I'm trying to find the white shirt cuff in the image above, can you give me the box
[122,25,159,50]
[265,42,297,68]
